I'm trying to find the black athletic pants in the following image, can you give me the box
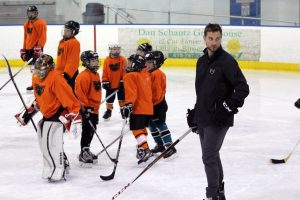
[80,112,99,149]
[198,126,229,198]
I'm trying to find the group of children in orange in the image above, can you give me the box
[18,5,177,182]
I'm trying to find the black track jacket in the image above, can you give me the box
[194,47,249,127]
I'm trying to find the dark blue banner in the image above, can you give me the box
[230,0,261,26]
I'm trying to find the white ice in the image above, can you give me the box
[0,67,299,200]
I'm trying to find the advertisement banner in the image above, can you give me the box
[118,27,260,61]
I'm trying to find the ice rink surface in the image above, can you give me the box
[0,67,299,200]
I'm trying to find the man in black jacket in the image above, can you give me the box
[187,23,249,200]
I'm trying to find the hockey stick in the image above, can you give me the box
[270,139,300,164]
[95,128,130,157]
[100,118,127,181]
[112,128,192,199]
[96,134,122,157]
[101,89,119,105]
[2,55,37,132]
[0,58,33,91]
[88,120,117,164]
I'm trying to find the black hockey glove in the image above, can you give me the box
[102,81,111,90]
[119,80,124,91]
[295,98,300,109]
[82,106,94,120]
[186,108,197,133]
[122,103,133,118]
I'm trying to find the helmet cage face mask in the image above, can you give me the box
[109,44,121,57]
[81,51,99,72]
[126,54,146,73]
[27,6,38,20]
[87,58,100,72]
[34,54,54,79]
[62,20,80,39]
[145,51,165,72]
[61,27,73,40]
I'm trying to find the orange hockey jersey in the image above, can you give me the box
[55,37,80,78]
[102,56,127,89]
[150,69,166,106]
[23,18,47,50]
[32,70,80,118]
[75,69,102,113]
[124,70,153,115]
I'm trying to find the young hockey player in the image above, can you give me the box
[136,42,152,57]
[75,50,101,167]
[122,54,154,165]
[102,44,127,120]
[145,51,177,158]
[17,54,82,182]
[55,20,80,91]
[20,5,47,91]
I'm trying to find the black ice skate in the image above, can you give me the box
[151,144,165,154]
[86,148,98,164]
[79,147,93,168]
[103,109,112,120]
[163,143,177,159]
[137,147,153,165]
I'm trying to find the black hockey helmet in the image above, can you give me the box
[126,54,146,73]
[64,20,80,36]
[34,54,55,79]
[137,43,152,53]
[27,5,38,20]
[80,50,99,72]
[145,51,166,72]
[27,5,38,12]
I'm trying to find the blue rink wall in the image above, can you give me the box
[0,24,299,72]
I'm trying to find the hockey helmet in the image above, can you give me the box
[136,43,152,56]
[80,50,99,72]
[145,51,166,72]
[64,20,80,36]
[108,44,121,57]
[27,5,38,20]
[34,54,55,79]
[126,54,146,73]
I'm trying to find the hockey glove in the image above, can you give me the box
[102,81,111,90]
[59,110,82,138]
[20,49,27,61]
[295,98,300,109]
[119,80,124,90]
[186,108,197,133]
[15,101,39,126]
[82,106,94,120]
[122,103,133,118]
[33,46,42,58]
